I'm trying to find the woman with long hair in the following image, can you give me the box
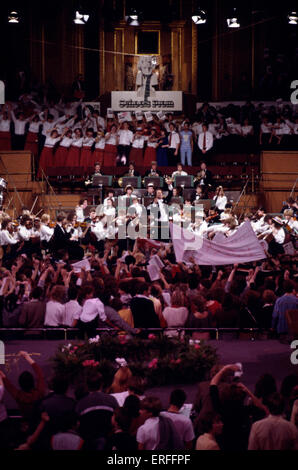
[213,186,227,213]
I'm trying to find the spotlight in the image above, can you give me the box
[192,8,207,24]
[227,8,240,28]
[126,9,141,26]
[288,11,298,25]
[74,10,89,24]
[8,10,20,23]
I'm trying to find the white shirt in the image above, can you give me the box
[71,137,83,148]
[0,229,18,245]
[11,111,27,135]
[118,129,133,146]
[75,206,85,223]
[228,122,242,134]
[18,225,32,242]
[162,306,189,337]
[0,118,10,132]
[91,221,106,241]
[260,122,272,133]
[248,415,298,451]
[44,300,65,326]
[132,135,145,148]
[28,121,40,133]
[196,433,220,450]
[60,136,73,148]
[128,203,143,218]
[273,227,285,244]
[105,133,117,145]
[95,137,105,149]
[136,417,160,450]
[79,298,106,323]
[64,300,82,327]
[160,411,195,443]
[213,195,227,211]
[241,125,253,136]
[192,122,203,136]
[40,224,54,242]
[82,137,95,147]
[172,170,188,177]
[198,131,213,151]
[44,136,61,148]
[168,131,180,149]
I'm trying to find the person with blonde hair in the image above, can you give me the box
[161,289,189,337]
[40,213,54,247]
[109,366,133,394]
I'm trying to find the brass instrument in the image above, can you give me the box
[194,170,205,184]
[118,177,123,187]
[164,175,173,185]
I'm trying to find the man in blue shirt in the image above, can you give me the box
[179,122,193,166]
[272,281,298,335]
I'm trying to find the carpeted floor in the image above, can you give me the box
[1,339,297,410]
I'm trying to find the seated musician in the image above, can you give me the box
[144,183,156,198]
[171,163,188,178]
[261,216,285,255]
[121,185,135,199]
[0,218,19,261]
[251,208,267,234]
[144,161,163,177]
[75,198,88,223]
[122,162,140,177]
[206,217,237,239]
[103,189,116,208]
[17,215,40,255]
[283,209,298,234]
[91,162,103,179]
[195,161,213,188]
[128,195,144,220]
[191,184,208,204]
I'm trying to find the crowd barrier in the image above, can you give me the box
[0,327,272,341]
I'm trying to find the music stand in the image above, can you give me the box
[122,176,141,189]
[196,199,214,212]
[92,175,113,187]
[174,175,194,188]
[143,176,163,188]
[143,196,155,207]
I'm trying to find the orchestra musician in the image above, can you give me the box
[195,161,213,188]
[75,198,88,223]
[144,161,163,177]
[122,162,140,177]
[171,163,188,178]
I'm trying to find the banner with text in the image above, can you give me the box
[111,91,183,112]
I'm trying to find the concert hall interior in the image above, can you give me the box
[0,0,298,454]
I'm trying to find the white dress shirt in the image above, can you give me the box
[213,195,227,211]
[118,129,133,146]
[64,300,82,327]
[168,131,180,149]
[40,224,54,242]
[60,136,73,148]
[79,298,106,323]
[0,118,10,132]
[44,300,65,326]
[198,131,213,151]
[95,137,105,149]
[75,206,85,223]
[0,229,18,245]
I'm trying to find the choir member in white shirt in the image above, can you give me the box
[94,130,105,165]
[129,128,145,166]
[213,186,227,212]
[144,128,158,167]
[10,107,29,150]
[103,189,116,208]
[65,127,83,167]
[37,129,66,177]
[0,108,12,150]
[25,114,41,157]
[103,124,118,167]
[269,117,291,146]
[167,123,180,165]
[54,129,73,167]
[117,121,133,165]
[198,123,213,155]
[81,128,95,171]
[259,116,272,146]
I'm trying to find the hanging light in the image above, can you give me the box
[288,11,298,25]
[192,8,207,24]
[8,10,20,23]
[227,8,240,28]
[74,10,89,24]
[126,9,141,26]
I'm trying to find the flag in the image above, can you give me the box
[170,221,266,265]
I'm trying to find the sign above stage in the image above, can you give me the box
[111,90,183,112]
[111,55,182,112]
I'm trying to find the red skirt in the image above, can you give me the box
[143,146,156,167]
[103,144,117,167]
[81,146,95,171]
[25,132,38,155]
[0,131,11,150]
[54,146,69,167]
[65,146,81,167]
[93,148,104,166]
[129,147,144,166]
[37,146,54,177]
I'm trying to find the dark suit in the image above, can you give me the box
[51,224,71,255]
[130,296,160,329]
[122,170,140,177]
[19,300,46,328]
[144,169,163,177]
[196,169,213,188]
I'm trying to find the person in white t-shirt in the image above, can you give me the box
[137,397,162,450]
[160,389,195,449]
[44,286,66,326]
[77,285,107,337]
[195,411,223,450]
[64,286,82,327]
[117,121,133,165]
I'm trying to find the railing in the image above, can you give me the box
[0,327,271,341]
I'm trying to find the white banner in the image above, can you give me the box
[111,91,183,112]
